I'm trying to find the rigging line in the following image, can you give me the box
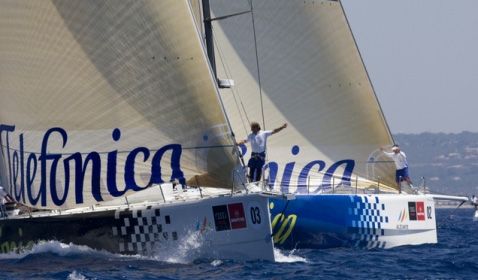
[0,143,235,156]
[207,10,251,22]
[201,14,248,171]
[249,0,266,130]
[440,200,467,226]
[211,17,249,127]
[213,31,250,135]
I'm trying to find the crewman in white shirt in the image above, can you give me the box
[381,144,414,187]
[238,122,287,182]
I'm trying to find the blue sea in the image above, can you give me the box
[1,208,477,280]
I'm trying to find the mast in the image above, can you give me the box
[201,0,249,85]
[199,0,251,182]
[202,0,217,79]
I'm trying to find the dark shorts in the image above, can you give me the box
[247,152,266,169]
[396,167,409,182]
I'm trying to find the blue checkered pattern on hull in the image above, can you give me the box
[348,196,389,249]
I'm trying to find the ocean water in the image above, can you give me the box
[1,208,477,280]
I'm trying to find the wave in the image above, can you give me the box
[0,240,115,260]
[67,271,89,280]
[210,259,223,267]
[146,230,206,264]
[0,235,202,264]
[0,237,307,266]
[273,248,307,263]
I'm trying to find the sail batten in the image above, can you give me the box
[0,0,240,209]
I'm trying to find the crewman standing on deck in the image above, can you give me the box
[380,144,414,188]
[237,122,287,182]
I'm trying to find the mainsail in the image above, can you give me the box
[0,0,241,209]
[209,0,397,192]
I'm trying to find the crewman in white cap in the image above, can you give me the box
[380,144,414,188]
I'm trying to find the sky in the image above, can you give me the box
[342,0,478,134]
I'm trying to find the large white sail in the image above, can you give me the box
[210,0,397,192]
[0,0,241,209]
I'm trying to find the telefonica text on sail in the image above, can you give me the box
[0,125,185,207]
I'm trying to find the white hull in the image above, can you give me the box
[375,194,437,248]
[1,189,276,261]
[268,193,439,249]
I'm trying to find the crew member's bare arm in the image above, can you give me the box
[271,123,287,135]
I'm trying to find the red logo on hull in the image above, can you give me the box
[228,203,247,229]
[408,201,425,221]
[416,201,425,221]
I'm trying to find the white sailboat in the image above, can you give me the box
[205,0,469,248]
[0,0,285,261]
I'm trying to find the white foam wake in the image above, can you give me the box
[0,240,113,260]
[0,239,302,265]
[210,259,223,267]
[273,248,307,263]
[0,233,206,264]
[67,271,89,280]
[148,230,205,264]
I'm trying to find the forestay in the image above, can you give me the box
[210,0,398,192]
[0,0,240,209]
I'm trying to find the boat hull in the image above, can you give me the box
[270,194,437,249]
[0,194,275,261]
